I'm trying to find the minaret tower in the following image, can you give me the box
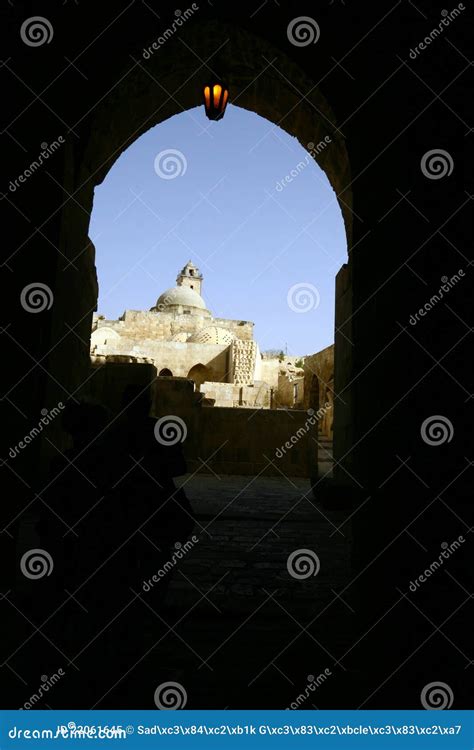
[176,260,203,295]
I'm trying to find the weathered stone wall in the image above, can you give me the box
[183,406,316,477]
[92,310,252,343]
[200,381,235,407]
[230,340,258,385]
[91,338,230,382]
[82,368,315,477]
[201,381,272,408]
[259,359,280,389]
[276,371,305,409]
[212,318,254,341]
[304,345,334,438]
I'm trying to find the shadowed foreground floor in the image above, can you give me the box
[7,475,365,709]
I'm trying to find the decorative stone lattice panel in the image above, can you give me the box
[170,331,190,342]
[231,340,257,385]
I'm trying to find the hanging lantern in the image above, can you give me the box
[203,79,229,121]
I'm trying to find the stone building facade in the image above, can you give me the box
[91,261,332,413]
[91,262,264,405]
[303,344,334,438]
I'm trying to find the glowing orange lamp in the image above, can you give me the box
[203,80,229,121]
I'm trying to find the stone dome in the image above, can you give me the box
[170,331,190,342]
[155,286,206,311]
[189,326,235,345]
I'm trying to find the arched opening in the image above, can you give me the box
[36,17,358,709]
[187,363,210,389]
[158,368,173,377]
[61,19,353,484]
[6,3,467,714]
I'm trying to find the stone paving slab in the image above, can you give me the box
[165,475,353,614]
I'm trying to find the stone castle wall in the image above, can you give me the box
[304,344,334,437]
[201,380,271,408]
[92,310,253,343]
[80,364,316,477]
[91,338,231,381]
[212,318,253,341]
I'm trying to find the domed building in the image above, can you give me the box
[91,262,269,406]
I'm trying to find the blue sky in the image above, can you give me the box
[89,104,347,355]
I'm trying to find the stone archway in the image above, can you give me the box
[158,368,173,377]
[187,363,210,389]
[49,18,353,474]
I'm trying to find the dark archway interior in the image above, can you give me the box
[2,1,471,711]
[187,364,210,389]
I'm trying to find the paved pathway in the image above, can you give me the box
[112,474,358,709]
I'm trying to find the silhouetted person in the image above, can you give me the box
[104,385,195,610]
